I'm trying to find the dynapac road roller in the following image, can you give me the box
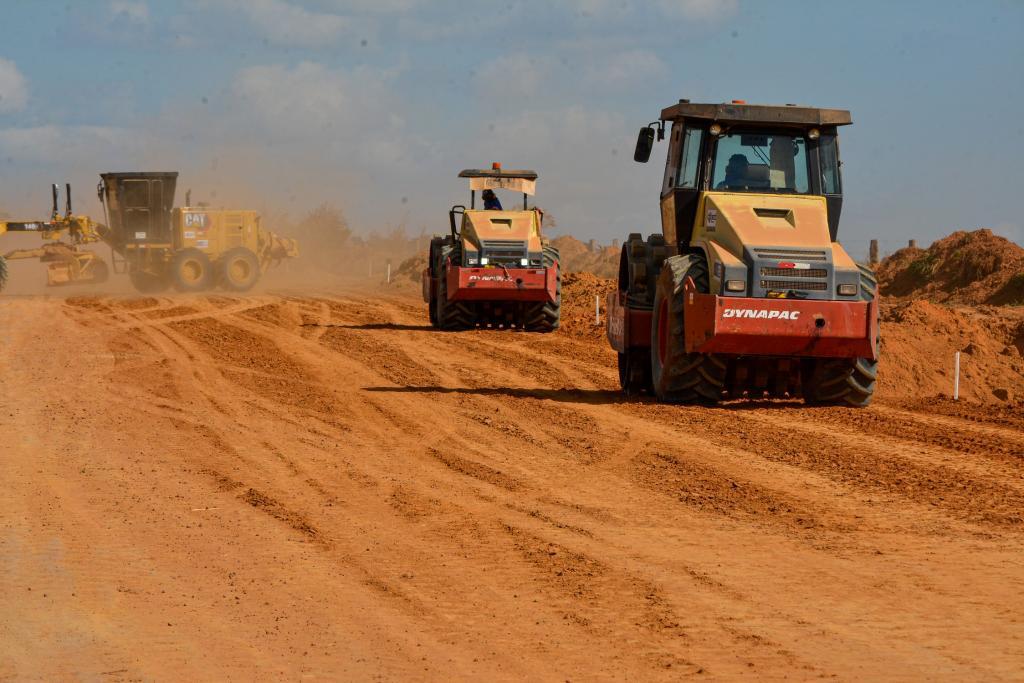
[608,100,878,406]
[423,165,560,331]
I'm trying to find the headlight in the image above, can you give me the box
[480,257,489,265]
[725,279,746,292]
[709,123,723,137]
[467,256,478,265]
[808,128,820,140]
[837,283,858,296]
[520,258,528,266]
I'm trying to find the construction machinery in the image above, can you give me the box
[0,184,110,289]
[98,172,297,292]
[607,100,878,406]
[1,173,298,294]
[423,165,560,331]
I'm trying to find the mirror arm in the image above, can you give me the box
[449,205,466,242]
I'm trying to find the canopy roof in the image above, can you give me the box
[659,101,852,127]
[459,168,538,196]
[458,169,537,180]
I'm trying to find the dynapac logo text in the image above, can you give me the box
[722,308,801,320]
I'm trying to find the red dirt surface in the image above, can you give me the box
[877,228,1024,305]
[2,281,1023,680]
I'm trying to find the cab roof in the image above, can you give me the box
[659,101,852,127]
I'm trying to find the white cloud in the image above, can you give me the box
[584,50,667,87]
[216,0,351,46]
[322,0,422,12]
[109,1,150,26]
[658,0,739,21]
[233,62,394,132]
[0,124,146,163]
[0,58,28,113]
[474,54,552,99]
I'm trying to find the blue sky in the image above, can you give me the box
[1,0,1021,255]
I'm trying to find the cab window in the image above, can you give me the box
[675,127,704,189]
[711,131,810,194]
[818,133,841,194]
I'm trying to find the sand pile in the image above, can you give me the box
[551,236,619,278]
[559,272,616,341]
[393,253,427,285]
[877,229,1024,305]
[878,300,1024,403]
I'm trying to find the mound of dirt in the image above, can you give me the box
[393,253,426,285]
[559,272,616,341]
[879,300,1024,404]
[551,236,619,278]
[877,229,1024,305]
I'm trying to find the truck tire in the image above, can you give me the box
[220,247,261,292]
[523,245,561,332]
[618,348,652,396]
[171,248,214,293]
[428,293,439,326]
[0,256,8,292]
[802,264,879,407]
[650,254,726,404]
[427,236,451,327]
[129,267,170,293]
[436,244,475,330]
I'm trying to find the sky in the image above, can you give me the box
[1,0,1022,257]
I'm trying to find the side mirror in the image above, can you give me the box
[634,127,655,163]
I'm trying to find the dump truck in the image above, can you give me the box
[607,100,878,406]
[98,172,297,293]
[423,165,560,331]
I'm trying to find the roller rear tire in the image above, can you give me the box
[436,244,476,330]
[649,254,726,404]
[523,245,560,332]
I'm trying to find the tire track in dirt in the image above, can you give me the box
[623,403,1024,530]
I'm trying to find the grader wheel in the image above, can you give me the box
[220,248,261,292]
[171,248,214,292]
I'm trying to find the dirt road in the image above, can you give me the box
[2,288,1022,680]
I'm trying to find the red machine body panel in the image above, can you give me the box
[681,277,878,359]
[606,292,651,352]
[445,265,558,303]
[607,279,878,360]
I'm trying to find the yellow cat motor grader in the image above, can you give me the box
[423,164,560,331]
[98,171,298,293]
[0,183,109,290]
[607,100,878,406]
